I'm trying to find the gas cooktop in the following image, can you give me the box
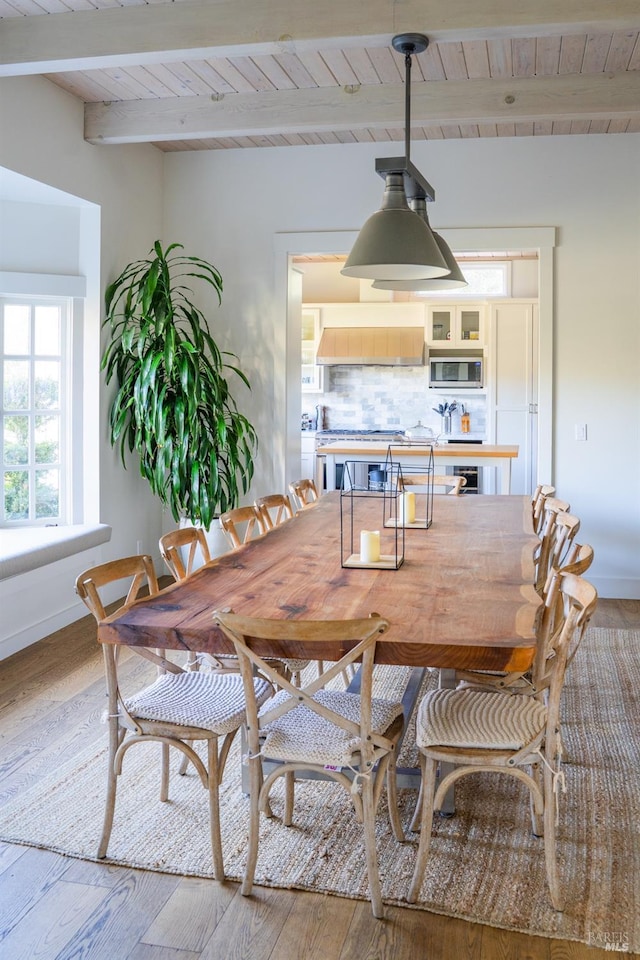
[317,429,402,436]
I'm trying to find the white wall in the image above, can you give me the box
[0,76,166,655]
[163,134,640,599]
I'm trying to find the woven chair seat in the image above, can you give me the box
[125,671,272,736]
[416,688,547,751]
[259,689,403,766]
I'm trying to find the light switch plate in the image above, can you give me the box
[575,424,587,441]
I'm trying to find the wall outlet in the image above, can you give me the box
[574,424,587,441]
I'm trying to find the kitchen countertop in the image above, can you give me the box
[316,441,519,494]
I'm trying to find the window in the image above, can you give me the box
[415,261,511,298]
[1,297,70,525]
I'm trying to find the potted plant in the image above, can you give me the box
[102,241,258,538]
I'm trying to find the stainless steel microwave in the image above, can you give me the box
[429,356,483,389]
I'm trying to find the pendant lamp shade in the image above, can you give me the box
[341,174,449,281]
[372,198,468,291]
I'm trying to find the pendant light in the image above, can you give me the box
[341,33,449,282]
[372,197,468,291]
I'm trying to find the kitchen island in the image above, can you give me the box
[316,441,519,494]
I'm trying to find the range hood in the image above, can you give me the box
[315,327,424,366]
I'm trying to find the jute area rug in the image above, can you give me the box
[0,627,638,951]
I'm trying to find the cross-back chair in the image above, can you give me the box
[454,542,594,697]
[534,496,571,593]
[75,555,272,881]
[288,478,319,510]
[213,610,405,919]
[400,473,467,495]
[159,525,211,582]
[532,484,556,535]
[408,572,598,912]
[254,493,295,530]
[220,505,268,548]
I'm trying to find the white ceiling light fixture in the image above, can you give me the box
[341,33,450,282]
[372,197,468,291]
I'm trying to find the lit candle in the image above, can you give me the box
[399,491,416,524]
[360,530,381,563]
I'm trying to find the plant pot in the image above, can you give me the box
[441,415,452,435]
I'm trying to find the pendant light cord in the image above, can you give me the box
[404,50,412,165]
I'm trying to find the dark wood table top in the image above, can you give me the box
[99,494,542,672]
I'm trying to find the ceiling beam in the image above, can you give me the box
[2,0,640,76]
[84,72,640,144]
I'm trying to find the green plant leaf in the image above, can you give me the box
[101,240,257,523]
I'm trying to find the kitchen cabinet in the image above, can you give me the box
[426,304,485,348]
[300,432,316,481]
[486,301,538,496]
[301,308,324,393]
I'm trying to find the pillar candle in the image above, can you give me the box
[360,530,381,563]
[399,491,416,524]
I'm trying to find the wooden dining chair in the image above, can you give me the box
[454,542,594,697]
[407,573,598,912]
[254,493,295,530]
[220,505,268,548]
[288,478,319,510]
[213,610,405,919]
[75,555,273,881]
[158,525,211,582]
[532,484,556,535]
[534,496,571,593]
[400,473,467,495]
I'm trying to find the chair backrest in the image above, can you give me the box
[548,512,581,572]
[159,526,211,581]
[400,473,466,495]
[541,573,597,739]
[75,555,180,731]
[532,483,556,534]
[535,496,571,592]
[75,554,159,622]
[220,505,267,548]
[254,493,295,530]
[288,478,319,510]
[213,611,392,766]
[533,561,597,692]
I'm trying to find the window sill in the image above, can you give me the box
[0,523,112,580]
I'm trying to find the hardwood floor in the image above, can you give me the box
[1,600,637,960]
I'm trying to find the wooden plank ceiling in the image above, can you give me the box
[1,0,639,151]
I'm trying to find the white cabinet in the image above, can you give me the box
[486,301,538,496]
[313,301,426,329]
[300,432,316,481]
[301,308,323,393]
[426,304,485,348]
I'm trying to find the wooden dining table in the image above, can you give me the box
[100,493,541,672]
[100,493,541,800]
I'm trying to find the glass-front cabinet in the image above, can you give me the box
[301,307,323,393]
[426,305,485,347]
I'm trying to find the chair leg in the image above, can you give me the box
[407,754,437,903]
[98,720,121,858]
[241,756,263,896]
[160,742,170,801]
[207,737,225,881]
[530,761,544,837]
[543,763,563,911]
[361,776,384,919]
[283,771,295,826]
[384,756,405,842]
[410,777,424,832]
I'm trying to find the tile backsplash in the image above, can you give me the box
[304,365,486,437]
